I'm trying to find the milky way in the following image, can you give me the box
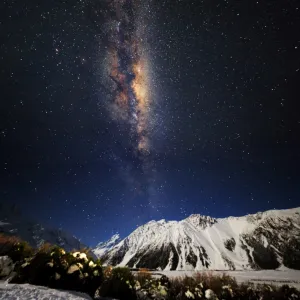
[97,0,159,201]
[102,1,153,155]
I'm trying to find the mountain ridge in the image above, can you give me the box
[0,203,85,252]
[93,234,121,257]
[94,207,300,271]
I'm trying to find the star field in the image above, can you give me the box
[1,0,299,246]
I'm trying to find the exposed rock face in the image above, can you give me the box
[95,207,300,270]
[224,238,236,252]
[185,215,217,230]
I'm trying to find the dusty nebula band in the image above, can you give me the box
[99,0,161,206]
[104,0,152,156]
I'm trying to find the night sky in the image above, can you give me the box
[1,0,299,246]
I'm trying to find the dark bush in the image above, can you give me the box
[98,267,136,300]
[0,234,34,263]
[135,268,152,286]
[166,276,203,300]
[11,247,103,298]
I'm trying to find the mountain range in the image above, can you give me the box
[1,203,299,270]
[93,207,300,271]
[0,203,84,252]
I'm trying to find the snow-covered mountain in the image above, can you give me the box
[0,203,85,252]
[97,207,300,271]
[93,234,121,257]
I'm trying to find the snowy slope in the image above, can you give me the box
[93,234,121,258]
[99,207,300,271]
[0,282,92,300]
[0,204,84,252]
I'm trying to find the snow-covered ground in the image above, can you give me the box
[0,282,92,300]
[154,270,300,289]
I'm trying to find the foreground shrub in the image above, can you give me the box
[166,272,300,300]
[0,234,33,262]
[166,272,238,300]
[236,282,300,300]
[0,234,20,255]
[98,267,137,300]
[135,275,170,300]
[11,246,103,298]
[103,265,113,279]
[136,268,152,286]
[167,276,203,300]
[194,271,238,295]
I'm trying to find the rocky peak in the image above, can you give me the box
[184,214,217,229]
[96,234,120,249]
[93,234,121,258]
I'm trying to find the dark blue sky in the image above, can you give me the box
[1,0,299,247]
